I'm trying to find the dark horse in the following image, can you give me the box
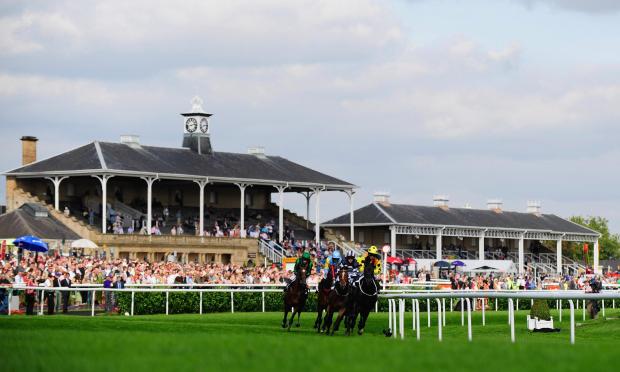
[322,269,354,335]
[282,268,307,331]
[349,261,379,335]
[314,270,334,331]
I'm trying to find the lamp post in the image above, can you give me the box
[382,244,390,291]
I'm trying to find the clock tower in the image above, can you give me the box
[182,96,213,155]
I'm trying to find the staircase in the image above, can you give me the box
[12,187,100,240]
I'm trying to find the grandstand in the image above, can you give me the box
[323,193,601,274]
[2,97,355,264]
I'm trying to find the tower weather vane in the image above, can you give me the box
[191,95,205,113]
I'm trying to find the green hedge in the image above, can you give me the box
[113,290,552,315]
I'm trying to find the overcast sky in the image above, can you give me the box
[1,0,619,232]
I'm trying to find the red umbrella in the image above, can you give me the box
[404,257,416,264]
[386,256,404,264]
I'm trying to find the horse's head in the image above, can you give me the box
[299,268,307,282]
[363,259,375,278]
[337,268,348,287]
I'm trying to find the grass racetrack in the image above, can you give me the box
[1,308,618,371]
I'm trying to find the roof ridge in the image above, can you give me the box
[373,202,397,224]
[94,141,108,170]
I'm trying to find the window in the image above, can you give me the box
[384,232,390,244]
[358,231,365,243]
[245,192,253,207]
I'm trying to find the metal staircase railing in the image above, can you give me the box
[258,239,283,264]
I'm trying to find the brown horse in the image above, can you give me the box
[322,268,353,336]
[282,268,307,331]
[314,272,333,331]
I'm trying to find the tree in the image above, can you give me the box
[569,216,620,259]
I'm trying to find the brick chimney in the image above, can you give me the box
[20,136,38,165]
[373,192,391,206]
[433,195,450,210]
[487,199,503,213]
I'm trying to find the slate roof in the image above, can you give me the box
[323,203,598,235]
[0,204,80,240]
[5,142,353,188]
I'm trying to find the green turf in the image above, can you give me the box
[0,308,618,372]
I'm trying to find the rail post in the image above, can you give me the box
[411,299,415,331]
[461,298,464,326]
[602,299,605,317]
[262,291,265,313]
[399,299,405,340]
[442,298,446,326]
[559,300,562,322]
[582,300,585,321]
[91,290,95,316]
[464,298,472,342]
[414,299,420,341]
[508,298,515,343]
[388,299,393,333]
[165,291,169,315]
[200,291,203,315]
[427,299,430,328]
[7,289,11,316]
[481,297,485,326]
[231,291,234,313]
[39,289,45,315]
[131,291,135,316]
[568,299,575,345]
[435,298,442,342]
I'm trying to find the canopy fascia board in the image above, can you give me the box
[4,169,356,191]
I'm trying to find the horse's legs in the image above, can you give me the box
[296,309,301,327]
[288,307,296,331]
[332,308,346,335]
[323,307,335,334]
[358,309,369,335]
[282,303,290,328]
[314,305,323,330]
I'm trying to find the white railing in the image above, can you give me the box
[258,239,283,264]
[385,290,620,344]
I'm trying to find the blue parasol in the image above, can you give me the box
[13,235,49,253]
[452,260,466,267]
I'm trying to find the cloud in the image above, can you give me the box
[514,0,620,14]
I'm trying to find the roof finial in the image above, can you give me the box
[191,96,205,113]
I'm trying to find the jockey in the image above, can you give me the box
[341,250,360,282]
[286,251,313,294]
[357,246,382,277]
[323,249,342,284]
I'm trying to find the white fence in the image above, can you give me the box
[384,290,620,345]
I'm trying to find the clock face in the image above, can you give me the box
[185,118,198,133]
[200,118,209,133]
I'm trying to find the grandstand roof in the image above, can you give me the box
[323,202,598,236]
[4,141,353,190]
[0,203,80,240]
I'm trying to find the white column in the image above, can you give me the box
[518,235,525,274]
[193,179,208,236]
[235,183,249,238]
[141,176,158,236]
[436,231,443,260]
[275,185,287,242]
[556,238,563,274]
[93,175,113,234]
[346,190,355,242]
[314,188,322,246]
[46,176,68,211]
[478,232,485,260]
[390,226,397,256]
[594,239,600,274]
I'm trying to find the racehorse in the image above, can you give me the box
[349,260,379,335]
[322,268,353,335]
[314,270,334,331]
[282,268,307,331]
